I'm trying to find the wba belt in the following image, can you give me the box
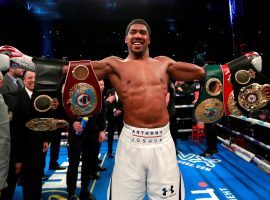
[62,60,102,119]
[227,52,270,114]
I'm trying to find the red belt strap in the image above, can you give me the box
[62,60,102,119]
[221,63,233,116]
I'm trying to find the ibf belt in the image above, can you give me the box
[62,60,102,118]
[193,64,224,123]
[221,64,242,116]
[227,51,270,114]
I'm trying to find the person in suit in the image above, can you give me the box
[166,80,178,154]
[0,71,10,198]
[66,80,106,200]
[41,128,66,182]
[105,88,123,158]
[10,71,49,200]
[0,67,25,200]
[0,67,24,114]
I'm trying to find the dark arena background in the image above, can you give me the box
[1,1,270,200]
[0,0,269,69]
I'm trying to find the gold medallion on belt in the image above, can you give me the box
[238,83,270,111]
[33,95,59,112]
[227,91,242,116]
[235,69,256,85]
[194,98,224,123]
[26,118,69,132]
[68,83,98,116]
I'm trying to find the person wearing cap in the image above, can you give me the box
[0,71,11,197]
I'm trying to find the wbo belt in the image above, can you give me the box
[62,60,102,119]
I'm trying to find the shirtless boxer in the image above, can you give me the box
[2,18,269,200]
[0,19,205,200]
[88,19,205,200]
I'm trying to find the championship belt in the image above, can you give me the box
[193,51,270,123]
[193,64,224,123]
[26,58,69,131]
[227,52,270,114]
[26,118,68,132]
[221,63,242,116]
[62,60,102,119]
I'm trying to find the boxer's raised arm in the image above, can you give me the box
[91,60,111,80]
[168,61,205,82]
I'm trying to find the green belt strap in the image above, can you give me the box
[193,64,224,123]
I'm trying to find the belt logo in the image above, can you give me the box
[238,83,269,111]
[68,83,98,116]
[194,98,224,123]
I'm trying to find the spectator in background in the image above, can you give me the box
[41,128,66,182]
[253,109,270,160]
[167,80,178,154]
[0,71,10,198]
[66,80,106,200]
[192,83,218,157]
[1,66,25,199]
[105,88,123,158]
[0,66,24,115]
[8,71,49,200]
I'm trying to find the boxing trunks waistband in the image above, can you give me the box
[121,123,171,145]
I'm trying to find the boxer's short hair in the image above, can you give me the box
[126,19,151,35]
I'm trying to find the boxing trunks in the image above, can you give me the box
[107,123,184,200]
[193,52,270,123]
[26,57,69,131]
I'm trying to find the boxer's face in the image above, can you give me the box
[125,23,150,56]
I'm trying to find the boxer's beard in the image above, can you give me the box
[133,51,144,58]
[131,47,146,58]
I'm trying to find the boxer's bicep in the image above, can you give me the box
[168,61,205,82]
[92,60,114,80]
